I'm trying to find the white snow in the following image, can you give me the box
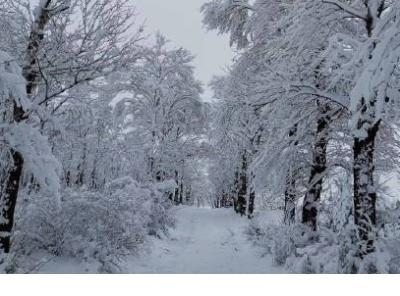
[33,207,283,273]
[126,207,283,274]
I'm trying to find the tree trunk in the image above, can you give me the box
[173,170,180,205]
[247,171,255,219]
[237,152,248,216]
[179,181,184,205]
[0,149,24,253]
[302,106,330,230]
[284,175,296,225]
[353,120,380,258]
[233,170,240,213]
[185,186,191,204]
[284,125,298,225]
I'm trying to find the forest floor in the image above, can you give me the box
[36,207,283,273]
[126,207,283,274]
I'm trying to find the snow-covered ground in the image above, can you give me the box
[126,207,283,274]
[34,207,284,274]
[34,207,282,273]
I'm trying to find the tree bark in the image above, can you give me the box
[353,120,380,257]
[233,170,240,213]
[185,185,191,204]
[284,174,296,225]
[0,149,24,253]
[247,171,255,219]
[302,106,330,230]
[284,125,298,225]
[236,152,248,216]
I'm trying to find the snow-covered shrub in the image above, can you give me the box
[248,208,400,274]
[12,177,175,272]
[247,220,312,267]
[247,212,360,273]
[370,206,400,274]
[104,177,175,238]
[284,225,359,274]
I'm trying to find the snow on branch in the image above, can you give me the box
[322,0,368,20]
[289,84,350,110]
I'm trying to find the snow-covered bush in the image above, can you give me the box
[11,177,175,273]
[247,220,312,267]
[247,218,359,273]
[248,207,400,274]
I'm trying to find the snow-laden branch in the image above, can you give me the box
[290,84,350,110]
[322,0,368,20]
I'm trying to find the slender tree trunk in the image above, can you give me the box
[185,185,191,204]
[284,125,298,225]
[302,106,330,230]
[247,171,255,219]
[76,141,87,186]
[237,152,248,216]
[179,182,183,205]
[284,175,296,225]
[233,170,240,213]
[353,120,380,257]
[173,170,180,205]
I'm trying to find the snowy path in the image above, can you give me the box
[127,207,282,274]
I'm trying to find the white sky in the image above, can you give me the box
[132,0,235,100]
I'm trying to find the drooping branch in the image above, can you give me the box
[290,84,350,111]
[322,0,368,20]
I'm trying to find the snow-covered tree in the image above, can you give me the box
[114,35,204,205]
[203,0,400,270]
[0,0,143,254]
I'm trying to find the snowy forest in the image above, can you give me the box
[1,0,400,274]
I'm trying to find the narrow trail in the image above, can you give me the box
[128,207,282,274]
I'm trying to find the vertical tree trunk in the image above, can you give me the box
[353,120,380,257]
[247,171,255,219]
[76,141,87,186]
[173,170,180,205]
[237,152,248,216]
[284,125,298,225]
[179,182,184,205]
[185,185,191,204]
[284,175,296,225]
[233,170,240,213]
[0,149,24,253]
[302,105,330,230]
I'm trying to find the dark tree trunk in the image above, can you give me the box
[233,198,238,213]
[353,120,380,258]
[173,170,180,205]
[179,181,183,205]
[231,169,240,214]
[0,149,24,253]
[302,105,330,230]
[236,152,248,216]
[185,186,191,204]
[284,125,298,225]
[284,175,296,225]
[233,170,240,213]
[247,171,255,219]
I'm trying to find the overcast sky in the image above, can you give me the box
[132,0,234,100]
